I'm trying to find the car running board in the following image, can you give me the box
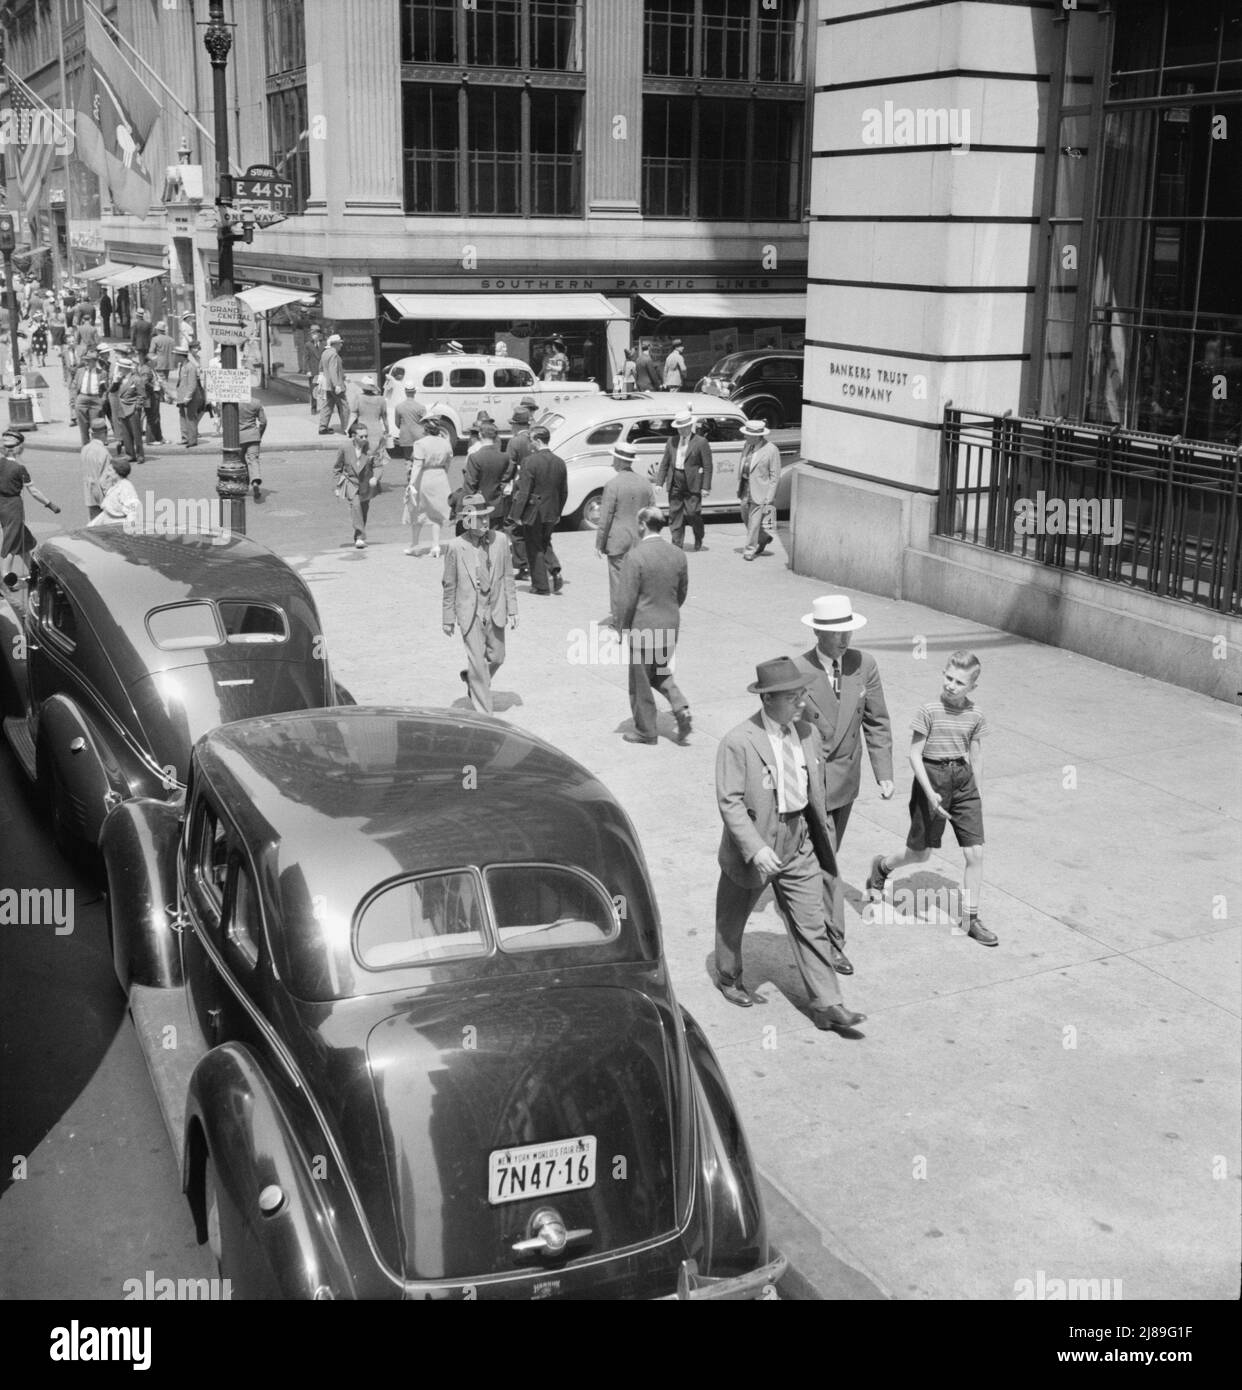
[129,983,208,1168]
[2,716,37,781]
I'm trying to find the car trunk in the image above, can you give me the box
[362,983,683,1282]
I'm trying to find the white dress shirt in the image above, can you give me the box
[760,709,808,813]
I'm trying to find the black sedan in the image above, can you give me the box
[696,348,805,428]
[0,528,352,858]
[102,708,786,1300]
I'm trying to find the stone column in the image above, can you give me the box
[585,0,643,218]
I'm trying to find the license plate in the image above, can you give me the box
[488,1135,597,1206]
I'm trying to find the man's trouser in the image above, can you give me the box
[117,412,144,461]
[461,615,506,715]
[627,640,686,739]
[319,388,349,433]
[76,397,103,445]
[522,520,560,592]
[741,494,775,554]
[667,476,703,548]
[179,403,203,446]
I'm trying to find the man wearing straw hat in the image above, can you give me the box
[713,656,866,1034]
[442,492,518,715]
[595,441,654,625]
[738,418,781,560]
[654,409,712,551]
[795,595,894,975]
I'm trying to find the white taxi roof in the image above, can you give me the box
[542,391,745,430]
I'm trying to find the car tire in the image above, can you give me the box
[747,401,784,430]
[574,491,603,531]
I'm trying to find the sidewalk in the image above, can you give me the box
[11,343,1239,1301]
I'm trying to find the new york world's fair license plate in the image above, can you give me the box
[488,1136,597,1206]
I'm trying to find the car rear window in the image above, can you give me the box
[422,370,444,388]
[586,422,623,446]
[147,602,224,650]
[486,865,619,952]
[357,871,489,968]
[699,416,746,443]
[218,601,288,644]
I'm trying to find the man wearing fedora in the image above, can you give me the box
[318,332,349,435]
[795,595,894,973]
[72,348,108,445]
[442,492,518,715]
[655,410,713,551]
[714,657,866,1033]
[596,441,655,625]
[738,419,781,559]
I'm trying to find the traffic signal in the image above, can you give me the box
[0,212,16,253]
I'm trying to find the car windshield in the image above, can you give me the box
[708,353,751,380]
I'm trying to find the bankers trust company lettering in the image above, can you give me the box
[829,359,911,404]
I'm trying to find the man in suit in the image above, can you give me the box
[239,394,268,499]
[130,307,153,357]
[616,506,691,745]
[333,422,380,548]
[145,320,174,443]
[502,406,535,579]
[98,290,113,338]
[442,492,518,716]
[463,422,511,520]
[794,595,894,975]
[170,344,205,447]
[634,343,662,391]
[318,332,348,435]
[596,442,655,625]
[738,419,781,559]
[72,348,108,445]
[115,355,146,463]
[655,410,713,551]
[512,424,567,596]
[714,657,866,1033]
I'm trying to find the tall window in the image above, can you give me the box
[401,0,584,216]
[642,2,805,220]
[265,0,309,212]
[1037,0,1241,443]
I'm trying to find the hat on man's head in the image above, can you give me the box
[83,348,99,360]
[187,340,200,350]
[747,657,809,695]
[90,418,109,434]
[327,333,342,344]
[520,396,538,410]
[801,595,867,632]
[672,338,683,347]
[672,409,695,429]
[458,492,492,519]
[613,442,638,466]
[511,408,530,424]
[446,340,464,353]
[359,375,376,390]
[2,428,25,447]
[741,419,770,438]
[403,380,418,393]
[173,346,188,355]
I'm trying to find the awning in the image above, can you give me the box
[238,284,310,315]
[637,292,807,320]
[79,262,126,282]
[383,292,625,322]
[106,266,165,288]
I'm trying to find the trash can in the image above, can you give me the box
[7,393,35,430]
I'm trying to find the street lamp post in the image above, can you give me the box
[203,0,246,534]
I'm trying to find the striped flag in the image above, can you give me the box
[8,82,58,217]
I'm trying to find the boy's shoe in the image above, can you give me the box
[866,855,889,899]
[966,917,998,947]
[674,707,693,743]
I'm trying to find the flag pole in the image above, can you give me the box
[81,0,243,175]
[53,0,72,292]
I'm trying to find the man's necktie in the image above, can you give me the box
[831,660,841,697]
[781,725,806,812]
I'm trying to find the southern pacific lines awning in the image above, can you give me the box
[383,292,625,322]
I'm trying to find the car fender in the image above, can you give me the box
[38,694,140,847]
[681,1006,768,1275]
[184,1043,362,1301]
[737,391,784,421]
[0,597,27,717]
[563,454,618,518]
[100,796,184,990]
[425,399,463,436]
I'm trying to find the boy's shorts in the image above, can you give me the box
[907,759,985,850]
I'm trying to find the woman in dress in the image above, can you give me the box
[404,418,452,558]
[0,430,60,587]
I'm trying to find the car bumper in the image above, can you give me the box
[659,1251,787,1300]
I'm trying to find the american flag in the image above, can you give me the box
[7,80,58,217]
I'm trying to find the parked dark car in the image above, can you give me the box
[0,528,353,858]
[102,707,786,1300]
[695,348,804,428]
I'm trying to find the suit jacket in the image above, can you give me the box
[174,359,203,407]
[716,713,838,889]
[512,447,568,525]
[739,440,781,503]
[596,468,655,557]
[634,353,662,390]
[656,434,713,494]
[333,445,377,501]
[320,346,346,394]
[130,319,153,354]
[117,371,145,418]
[795,646,894,811]
[148,333,174,372]
[394,399,426,448]
[464,445,511,507]
[238,398,268,445]
[71,363,107,400]
[616,536,687,659]
[442,530,516,630]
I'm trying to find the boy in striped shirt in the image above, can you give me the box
[866,651,996,945]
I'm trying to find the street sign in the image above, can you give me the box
[235,163,294,211]
[205,365,252,403]
[234,206,288,230]
[206,295,255,344]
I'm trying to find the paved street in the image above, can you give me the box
[4,371,1238,1301]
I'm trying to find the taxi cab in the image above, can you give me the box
[539,392,792,529]
[381,352,598,452]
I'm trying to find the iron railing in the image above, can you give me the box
[938,408,1242,615]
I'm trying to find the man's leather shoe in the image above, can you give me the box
[674,707,692,743]
[693,540,706,551]
[830,949,854,976]
[551,574,564,593]
[813,1005,867,1031]
[967,918,998,946]
[622,732,657,745]
[716,978,753,1008]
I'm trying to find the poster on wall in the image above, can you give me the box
[752,326,783,350]
[710,327,740,357]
